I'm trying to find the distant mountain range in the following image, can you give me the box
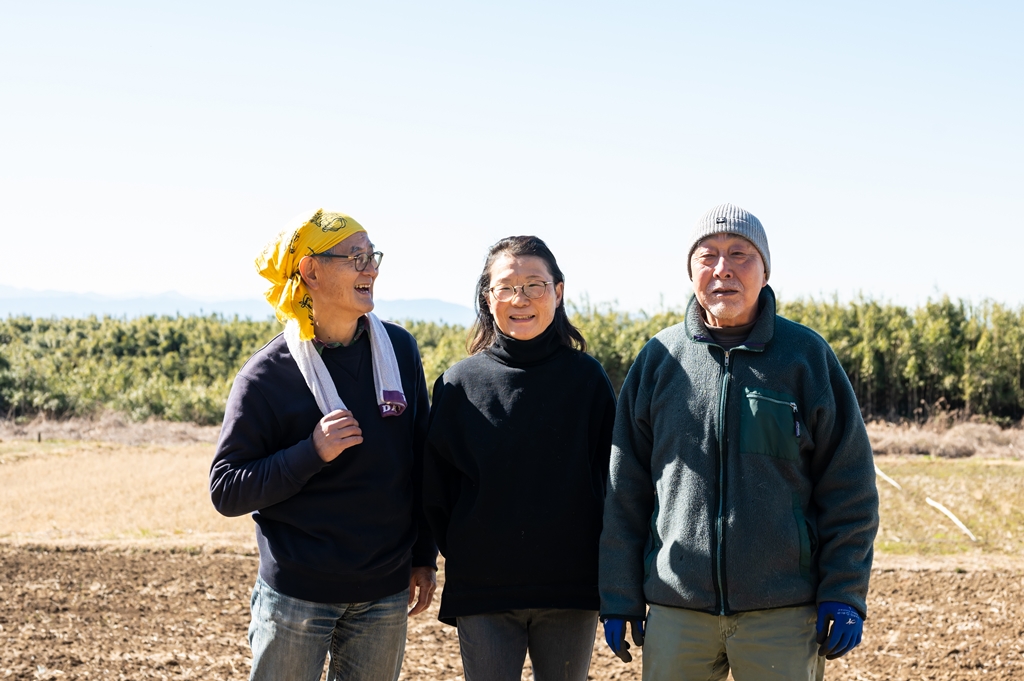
[0,286,476,326]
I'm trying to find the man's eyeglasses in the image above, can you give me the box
[314,250,384,272]
[488,282,554,302]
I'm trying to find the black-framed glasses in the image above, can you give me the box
[489,282,554,302]
[314,250,383,272]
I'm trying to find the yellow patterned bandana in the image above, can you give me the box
[255,209,367,341]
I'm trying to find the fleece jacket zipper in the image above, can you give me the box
[714,349,732,615]
[693,333,765,616]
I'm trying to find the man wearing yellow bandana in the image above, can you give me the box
[210,209,438,681]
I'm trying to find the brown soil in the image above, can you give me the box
[2,547,1022,680]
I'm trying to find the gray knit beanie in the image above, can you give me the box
[686,203,770,281]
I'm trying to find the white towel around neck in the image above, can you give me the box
[284,313,407,418]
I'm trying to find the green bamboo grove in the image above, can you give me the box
[1,295,1021,425]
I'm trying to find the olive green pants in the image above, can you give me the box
[642,604,825,681]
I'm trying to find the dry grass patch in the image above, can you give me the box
[0,439,252,549]
[874,456,1024,555]
[867,421,1023,458]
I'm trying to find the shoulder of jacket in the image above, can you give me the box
[650,321,690,346]
[774,316,838,361]
[629,321,690,366]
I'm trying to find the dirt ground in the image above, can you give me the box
[2,547,1022,681]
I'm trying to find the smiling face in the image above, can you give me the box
[302,231,379,322]
[690,233,767,327]
[486,253,564,341]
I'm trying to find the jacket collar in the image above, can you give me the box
[685,285,777,351]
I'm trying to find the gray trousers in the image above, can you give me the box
[456,608,599,681]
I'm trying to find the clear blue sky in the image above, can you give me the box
[2,1,1021,312]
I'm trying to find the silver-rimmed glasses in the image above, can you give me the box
[488,282,554,302]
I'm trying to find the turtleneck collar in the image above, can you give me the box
[487,323,566,366]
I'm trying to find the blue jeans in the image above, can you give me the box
[248,575,408,681]
[456,609,599,681]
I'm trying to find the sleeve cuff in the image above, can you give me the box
[284,435,328,483]
[412,544,439,570]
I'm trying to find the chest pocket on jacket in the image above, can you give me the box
[740,387,801,462]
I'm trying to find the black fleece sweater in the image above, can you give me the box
[209,322,436,604]
[423,326,616,625]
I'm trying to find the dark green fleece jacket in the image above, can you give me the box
[598,287,878,619]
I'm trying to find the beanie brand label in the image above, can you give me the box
[715,217,727,224]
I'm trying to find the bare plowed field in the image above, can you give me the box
[2,547,1023,680]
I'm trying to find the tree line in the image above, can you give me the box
[1,295,1021,425]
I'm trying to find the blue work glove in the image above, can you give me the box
[816,601,863,659]
[603,617,645,663]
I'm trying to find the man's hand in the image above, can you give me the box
[603,617,645,663]
[312,409,363,462]
[816,601,864,659]
[407,566,437,617]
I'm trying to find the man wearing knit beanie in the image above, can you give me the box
[599,204,879,680]
[685,203,771,331]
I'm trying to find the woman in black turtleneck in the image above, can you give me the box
[423,236,616,681]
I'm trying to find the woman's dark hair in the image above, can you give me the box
[467,235,587,354]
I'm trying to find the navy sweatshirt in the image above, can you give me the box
[423,326,616,625]
[209,321,436,604]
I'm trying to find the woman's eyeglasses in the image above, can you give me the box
[488,282,553,302]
